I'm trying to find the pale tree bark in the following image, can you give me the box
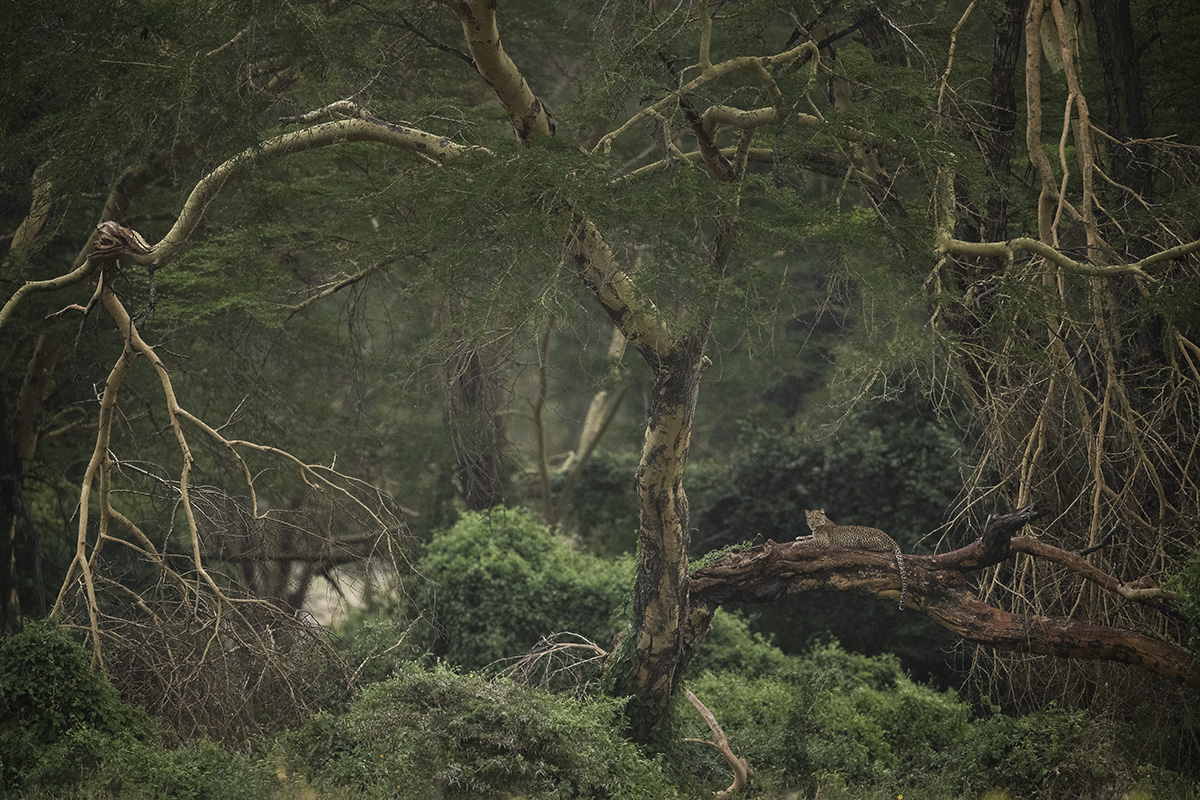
[0,112,453,694]
[432,1,749,735]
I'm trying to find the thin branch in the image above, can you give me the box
[936,0,976,116]
[697,0,713,72]
[0,258,98,331]
[350,2,474,68]
[282,260,390,321]
[937,235,1200,280]
[146,117,489,270]
[279,99,373,126]
[593,40,818,155]
[532,317,555,525]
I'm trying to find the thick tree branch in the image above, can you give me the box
[565,216,674,362]
[147,118,488,269]
[689,517,1198,689]
[436,0,553,140]
[0,118,485,333]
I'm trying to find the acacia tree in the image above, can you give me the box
[2,0,1199,742]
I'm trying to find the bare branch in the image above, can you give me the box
[937,235,1200,280]
[684,688,752,799]
[147,117,490,269]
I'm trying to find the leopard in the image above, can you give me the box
[803,508,907,610]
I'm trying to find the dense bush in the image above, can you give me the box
[673,631,1195,798]
[0,622,149,792]
[420,506,633,670]
[1167,549,1200,657]
[280,661,680,799]
[684,608,792,678]
[3,616,1195,798]
[0,622,273,800]
[23,730,273,800]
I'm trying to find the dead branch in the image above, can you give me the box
[497,632,609,689]
[38,224,411,737]
[684,688,752,799]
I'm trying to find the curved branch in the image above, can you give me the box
[147,117,489,269]
[923,587,1194,685]
[937,235,1200,280]
[0,257,98,331]
[1,118,486,334]
[684,688,752,799]
[593,41,819,155]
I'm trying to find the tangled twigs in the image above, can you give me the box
[47,224,410,736]
[497,632,608,689]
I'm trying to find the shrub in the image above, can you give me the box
[684,608,792,678]
[968,706,1113,797]
[683,669,813,782]
[280,661,681,799]
[678,637,976,795]
[803,638,906,692]
[0,621,149,792]
[1167,550,1200,657]
[335,610,430,686]
[24,729,273,800]
[420,506,633,670]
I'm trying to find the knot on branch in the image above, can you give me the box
[979,503,1042,555]
[93,221,152,260]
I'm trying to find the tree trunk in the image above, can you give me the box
[0,386,20,636]
[622,341,706,738]
[0,333,59,636]
[1091,0,1151,210]
[443,332,511,511]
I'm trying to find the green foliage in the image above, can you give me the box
[421,506,633,670]
[0,621,149,791]
[334,610,431,687]
[563,449,642,556]
[22,730,273,800]
[1166,550,1200,656]
[672,637,1194,799]
[280,661,681,799]
[968,706,1108,798]
[3,623,1195,798]
[803,639,906,693]
[684,608,791,677]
